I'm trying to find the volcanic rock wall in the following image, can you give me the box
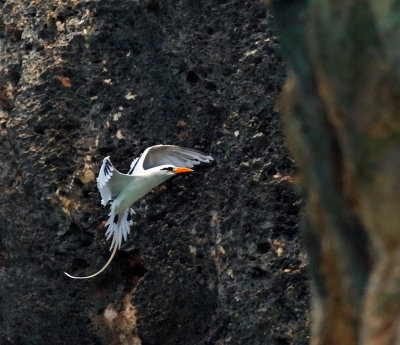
[0,1,308,344]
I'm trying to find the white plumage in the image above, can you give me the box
[65,145,213,279]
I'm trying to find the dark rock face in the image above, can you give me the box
[0,1,308,345]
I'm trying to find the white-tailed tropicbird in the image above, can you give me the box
[64,145,213,279]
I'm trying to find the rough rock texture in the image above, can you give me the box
[0,1,308,345]
[269,1,400,345]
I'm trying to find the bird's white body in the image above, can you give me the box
[65,145,213,279]
[113,168,170,214]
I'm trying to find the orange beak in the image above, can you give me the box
[173,167,193,174]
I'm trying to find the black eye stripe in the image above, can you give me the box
[161,167,174,171]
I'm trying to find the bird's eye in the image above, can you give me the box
[161,167,174,171]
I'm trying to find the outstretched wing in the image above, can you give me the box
[127,155,141,175]
[130,145,213,173]
[97,157,134,205]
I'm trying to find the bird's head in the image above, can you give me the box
[159,165,193,176]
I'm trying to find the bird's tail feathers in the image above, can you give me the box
[64,207,134,280]
[105,208,134,251]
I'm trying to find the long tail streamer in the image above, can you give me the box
[64,208,134,279]
[64,245,118,279]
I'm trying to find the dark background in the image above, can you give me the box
[0,1,309,344]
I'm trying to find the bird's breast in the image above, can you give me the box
[117,175,170,209]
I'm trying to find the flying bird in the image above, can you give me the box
[64,145,213,279]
